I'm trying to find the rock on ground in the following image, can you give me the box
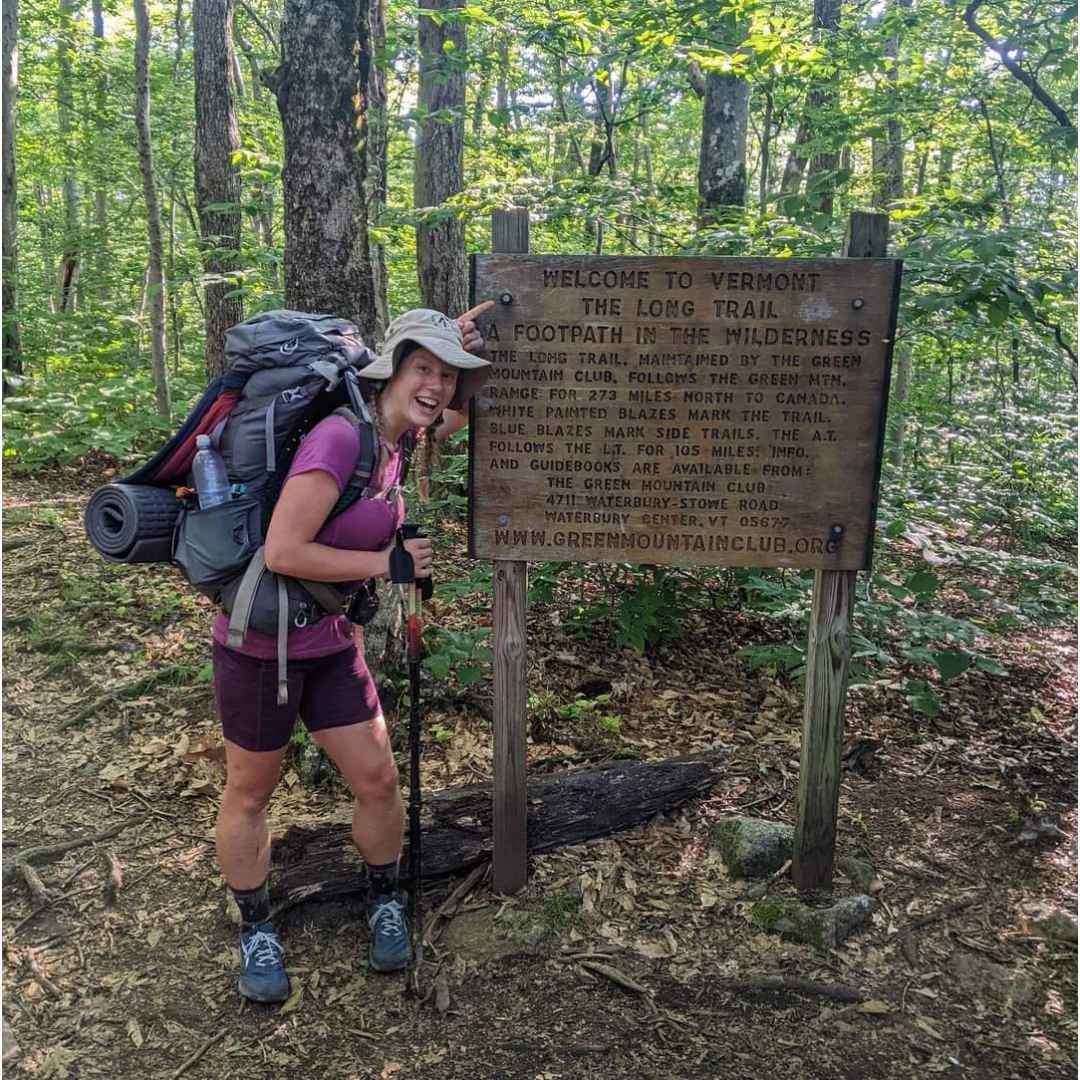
[710,817,793,879]
[441,908,550,961]
[836,855,878,892]
[750,894,875,950]
[948,951,1036,1008]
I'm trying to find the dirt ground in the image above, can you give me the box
[2,463,1077,1080]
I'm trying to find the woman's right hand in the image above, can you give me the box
[406,536,434,578]
[383,536,434,579]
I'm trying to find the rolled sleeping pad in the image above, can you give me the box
[85,483,182,564]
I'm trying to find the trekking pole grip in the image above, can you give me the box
[394,523,434,599]
[389,526,415,585]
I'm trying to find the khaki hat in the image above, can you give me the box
[363,308,491,411]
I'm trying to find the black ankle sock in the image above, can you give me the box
[231,880,270,926]
[368,860,399,901]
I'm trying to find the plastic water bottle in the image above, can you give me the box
[191,435,231,510]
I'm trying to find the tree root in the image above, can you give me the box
[423,861,489,947]
[4,814,148,930]
[713,976,868,1002]
[58,666,203,730]
[171,1031,226,1080]
[577,960,658,1016]
[4,815,147,883]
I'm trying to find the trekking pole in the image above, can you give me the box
[389,524,433,996]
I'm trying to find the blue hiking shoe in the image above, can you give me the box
[367,893,412,972]
[238,922,290,1003]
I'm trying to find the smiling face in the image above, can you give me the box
[378,346,460,441]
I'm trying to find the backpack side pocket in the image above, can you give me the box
[173,496,263,599]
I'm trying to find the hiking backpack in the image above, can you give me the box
[87,310,413,698]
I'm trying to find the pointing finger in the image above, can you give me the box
[457,299,496,323]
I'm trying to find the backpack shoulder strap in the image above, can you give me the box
[327,405,379,520]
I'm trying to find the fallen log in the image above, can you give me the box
[270,751,724,915]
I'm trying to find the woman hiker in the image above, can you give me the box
[213,304,493,1003]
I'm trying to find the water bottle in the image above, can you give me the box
[191,435,231,510]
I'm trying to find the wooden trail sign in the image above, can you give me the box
[473,209,900,896]
[469,254,900,572]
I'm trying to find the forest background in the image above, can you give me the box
[0,0,1077,1075]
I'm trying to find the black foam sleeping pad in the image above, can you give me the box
[84,483,182,564]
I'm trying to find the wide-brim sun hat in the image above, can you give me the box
[362,308,491,411]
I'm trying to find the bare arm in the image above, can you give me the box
[263,470,432,581]
[457,299,495,353]
[438,301,494,442]
[435,407,469,442]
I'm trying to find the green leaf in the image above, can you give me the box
[906,680,941,718]
[425,654,452,680]
[986,296,1011,326]
[905,572,939,599]
[933,649,972,682]
[974,655,1008,676]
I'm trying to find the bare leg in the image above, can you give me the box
[314,715,403,866]
[216,740,287,889]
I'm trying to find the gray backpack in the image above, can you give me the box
[167,311,413,702]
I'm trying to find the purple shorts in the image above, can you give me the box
[213,641,381,752]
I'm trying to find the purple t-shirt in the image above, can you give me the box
[212,414,406,659]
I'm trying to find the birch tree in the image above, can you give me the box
[2,0,20,373]
[133,0,170,417]
[697,22,749,225]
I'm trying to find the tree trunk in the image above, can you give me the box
[552,57,585,178]
[697,65,749,226]
[627,129,640,251]
[229,33,245,97]
[134,0,171,418]
[471,71,489,135]
[872,0,911,468]
[168,185,181,374]
[270,752,724,916]
[641,111,658,255]
[57,0,80,312]
[937,145,954,189]
[871,0,906,211]
[174,0,185,76]
[270,0,387,343]
[495,33,508,115]
[2,0,21,374]
[759,82,774,210]
[587,72,615,178]
[415,0,466,315]
[977,98,1022,400]
[805,0,841,216]
[780,123,811,195]
[193,0,244,380]
[234,29,263,100]
[887,345,911,469]
[91,0,109,306]
[913,147,928,195]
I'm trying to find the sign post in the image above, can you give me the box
[471,211,899,894]
[488,208,530,895]
[792,211,891,891]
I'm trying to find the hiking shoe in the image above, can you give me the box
[238,922,290,1003]
[367,894,412,972]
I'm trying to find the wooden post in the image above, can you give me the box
[490,207,530,894]
[793,210,890,892]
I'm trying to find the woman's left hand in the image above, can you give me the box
[457,300,495,355]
